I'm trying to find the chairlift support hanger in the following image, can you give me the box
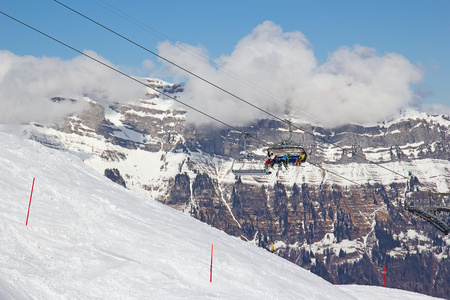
[284,119,294,145]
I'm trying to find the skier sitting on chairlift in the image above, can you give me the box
[278,153,290,169]
[295,153,306,166]
[270,154,279,168]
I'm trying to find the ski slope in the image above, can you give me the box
[0,131,440,299]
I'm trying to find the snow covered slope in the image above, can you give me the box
[0,132,439,299]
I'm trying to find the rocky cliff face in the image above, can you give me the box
[21,80,450,298]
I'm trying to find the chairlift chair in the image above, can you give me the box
[231,133,271,176]
[266,120,307,166]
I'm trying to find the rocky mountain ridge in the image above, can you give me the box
[11,79,450,298]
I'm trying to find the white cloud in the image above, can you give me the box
[0,21,425,128]
[157,21,424,127]
[0,50,145,124]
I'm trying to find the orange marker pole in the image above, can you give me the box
[26,178,35,226]
[382,265,386,287]
[210,244,214,282]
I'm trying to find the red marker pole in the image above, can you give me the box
[382,265,386,287]
[210,244,214,282]
[26,178,35,226]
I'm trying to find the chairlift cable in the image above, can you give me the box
[0,10,266,147]
[53,0,412,182]
[53,0,286,126]
[88,0,328,127]
[87,1,442,227]
[308,162,359,185]
[0,10,408,188]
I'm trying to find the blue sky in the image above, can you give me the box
[1,0,449,124]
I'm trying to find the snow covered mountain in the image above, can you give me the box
[1,130,442,299]
[4,78,449,298]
